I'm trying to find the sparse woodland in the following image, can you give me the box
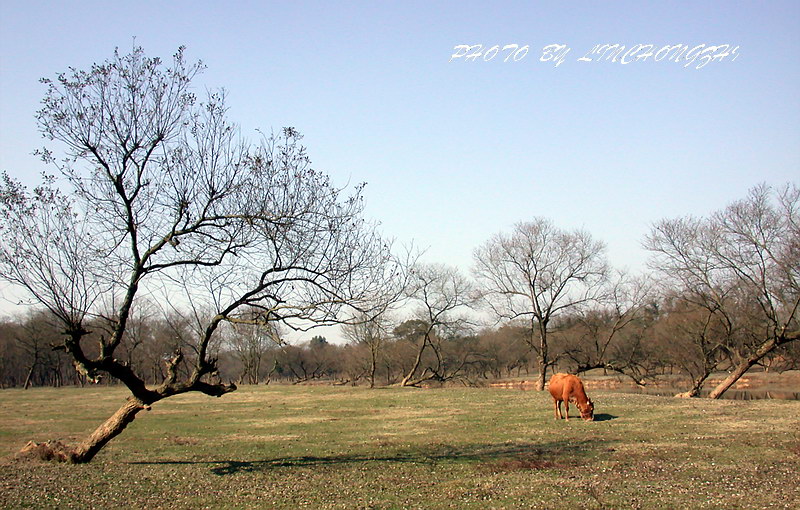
[0,46,798,462]
[2,279,798,392]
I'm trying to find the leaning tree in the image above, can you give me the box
[0,46,400,462]
[473,219,608,391]
[645,183,800,398]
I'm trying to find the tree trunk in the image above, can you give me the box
[264,360,278,385]
[708,337,783,399]
[369,348,377,389]
[19,397,150,463]
[534,327,548,391]
[531,318,549,391]
[707,363,753,399]
[535,360,547,391]
[400,337,427,387]
[71,398,149,463]
[253,354,261,385]
[23,362,36,390]
[674,371,711,398]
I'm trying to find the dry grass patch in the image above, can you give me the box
[223,433,301,443]
[480,456,563,472]
[164,436,201,446]
[265,415,332,426]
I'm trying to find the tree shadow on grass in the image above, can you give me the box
[130,439,604,476]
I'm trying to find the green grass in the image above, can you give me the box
[1,385,799,509]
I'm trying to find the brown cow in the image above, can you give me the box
[548,373,594,421]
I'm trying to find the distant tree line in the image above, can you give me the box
[2,183,799,396]
[3,253,798,393]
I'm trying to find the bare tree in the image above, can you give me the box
[342,311,390,388]
[473,219,608,390]
[0,46,399,462]
[398,263,476,387]
[0,320,22,387]
[0,315,71,388]
[654,296,733,397]
[474,323,530,379]
[279,340,333,384]
[228,317,282,385]
[645,183,800,398]
[15,311,65,389]
[111,299,158,380]
[560,272,657,384]
[771,341,800,372]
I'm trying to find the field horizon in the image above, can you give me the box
[1,384,799,509]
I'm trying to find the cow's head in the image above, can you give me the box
[579,399,594,421]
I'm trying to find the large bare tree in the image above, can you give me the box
[0,46,399,462]
[473,219,608,390]
[645,183,800,398]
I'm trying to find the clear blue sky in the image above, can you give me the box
[1,1,799,315]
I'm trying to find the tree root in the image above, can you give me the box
[17,440,76,463]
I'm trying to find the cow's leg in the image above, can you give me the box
[564,400,570,421]
[553,399,562,420]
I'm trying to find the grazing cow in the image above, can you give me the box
[548,373,594,421]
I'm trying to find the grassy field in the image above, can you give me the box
[1,385,799,509]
